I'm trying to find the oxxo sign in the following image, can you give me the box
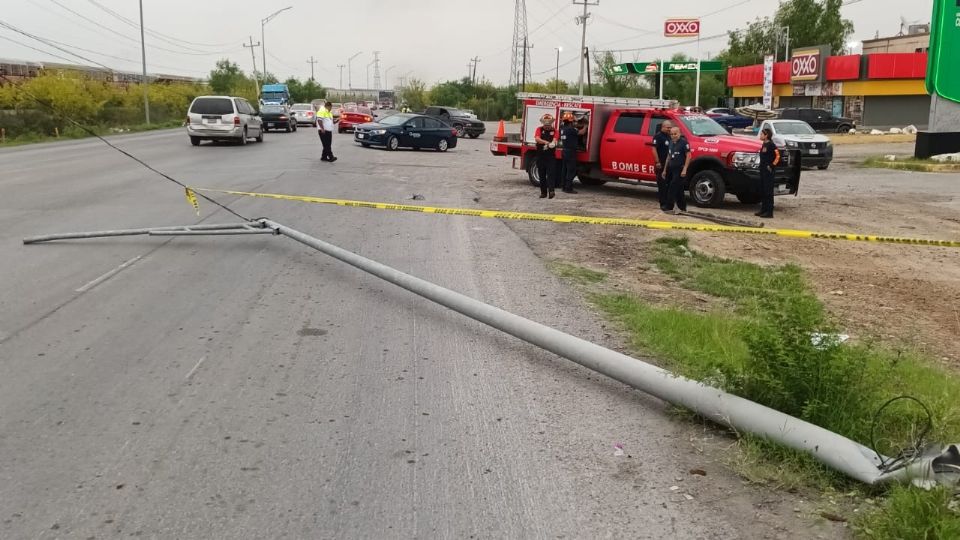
[664,19,700,37]
[790,46,827,83]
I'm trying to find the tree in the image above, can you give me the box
[591,50,653,98]
[655,54,727,107]
[399,78,427,111]
[721,0,854,67]
[209,59,246,95]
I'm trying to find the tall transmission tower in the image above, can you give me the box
[509,0,531,86]
[372,51,382,90]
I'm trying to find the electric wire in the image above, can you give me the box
[869,395,934,473]
[0,72,252,222]
[85,0,238,48]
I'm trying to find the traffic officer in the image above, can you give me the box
[533,113,557,199]
[558,112,579,194]
[756,127,781,218]
[317,101,337,163]
[662,126,691,213]
[652,120,674,211]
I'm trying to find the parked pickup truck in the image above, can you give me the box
[490,93,801,207]
[423,106,486,139]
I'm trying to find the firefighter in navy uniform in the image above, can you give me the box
[558,112,579,194]
[652,120,674,212]
[533,113,557,199]
[756,127,781,218]
[662,126,691,213]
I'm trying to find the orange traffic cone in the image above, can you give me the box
[494,120,505,142]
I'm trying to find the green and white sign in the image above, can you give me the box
[610,61,724,75]
[926,0,960,103]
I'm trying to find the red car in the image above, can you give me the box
[338,106,373,133]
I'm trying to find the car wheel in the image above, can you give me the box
[525,156,541,188]
[387,136,400,151]
[468,133,480,139]
[255,129,263,143]
[735,191,762,204]
[817,163,830,170]
[837,124,852,133]
[436,138,449,152]
[688,170,726,207]
[454,124,466,138]
[190,136,201,146]
[239,128,248,145]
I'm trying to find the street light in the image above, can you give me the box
[554,46,562,93]
[846,41,863,54]
[261,6,292,80]
[385,65,397,89]
[366,59,376,89]
[347,51,362,89]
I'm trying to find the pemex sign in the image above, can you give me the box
[609,62,723,75]
[926,0,960,103]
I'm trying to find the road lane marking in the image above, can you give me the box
[75,256,142,293]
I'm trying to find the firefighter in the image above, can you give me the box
[756,127,781,218]
[558,112,579,194]
[533,113,557,198]
[652,120,674,212]
[662,126,691,213]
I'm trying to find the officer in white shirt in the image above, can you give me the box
[317,101,337,163]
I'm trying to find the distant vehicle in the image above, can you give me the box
[354,113,459,152]
[777,108,855,133]
[423,106,486,138]
[338,106,373,133]
[185,95,263,146]
[260,104,297,132]
[760,119,833,170]
[490,93,801,207]
[710,113,755,130]
[705,107,736,116]
[679,105,704,114]
[331,102,343,119]
[260,83,291,105]
[290,103,317,126]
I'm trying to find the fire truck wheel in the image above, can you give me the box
[525,158,541,188]
[688,170,726,207]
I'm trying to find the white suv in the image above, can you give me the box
[186,96,263,146]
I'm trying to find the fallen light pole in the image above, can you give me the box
[23,219,960,489]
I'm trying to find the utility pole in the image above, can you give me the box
[573,0,599,96]
[337,64,345,90]
[372,51,381,90]
[306,56,317,80]
[509,0,530,86]
[385,65,397,89]
[243,36,261,99]
[138,0,149,124]
[470,56,481,84]
[554,47,562,92]
[261,6,292,81]
[347,51,362,89]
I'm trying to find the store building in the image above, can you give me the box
[726,33,931,128]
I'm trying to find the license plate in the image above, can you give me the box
[809,148,819,155]
[203,118,217,124]
[357,133,365,139]
[267,123,275,127]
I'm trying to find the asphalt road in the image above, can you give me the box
[2,128,770,538]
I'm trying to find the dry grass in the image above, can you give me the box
[831,133,917,145]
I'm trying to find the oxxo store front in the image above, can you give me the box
[727,48,930,128]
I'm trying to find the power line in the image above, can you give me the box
[0,19,116,72]
[0,33,79,65]
[85,0,237,48]
[598,33,728,54]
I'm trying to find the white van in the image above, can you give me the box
[186,96,264,146]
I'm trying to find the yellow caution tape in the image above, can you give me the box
[194,188,960,249]
[184,187,200,216]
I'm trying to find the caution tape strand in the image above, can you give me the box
[193,188,960,249]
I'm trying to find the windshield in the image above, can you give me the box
[772,122,816,135]
[678,115,729,137]
[379,114,413,126]
[262,105,285,113]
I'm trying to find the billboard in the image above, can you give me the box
[763,55,774,109]
[664,19,700,37]
[925,0,960,103]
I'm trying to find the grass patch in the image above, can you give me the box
[0,121,182,147]
[863,156,960,173]
[590,236,960,538]
[855,486,960,539]
[548,262,608,285]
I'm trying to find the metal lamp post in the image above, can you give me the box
[554,46,562,93]
[347,51,362,89]
[385,65,397,89]
[261,6,292,80]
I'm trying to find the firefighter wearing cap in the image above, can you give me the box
[558,112,579,194]
[533,113,557,198]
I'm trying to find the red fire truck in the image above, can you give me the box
[490,93,800,207]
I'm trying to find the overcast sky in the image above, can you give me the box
[0,0,934,86]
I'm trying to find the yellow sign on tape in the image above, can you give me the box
[184,187,200,216]
[194,188,960,249]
